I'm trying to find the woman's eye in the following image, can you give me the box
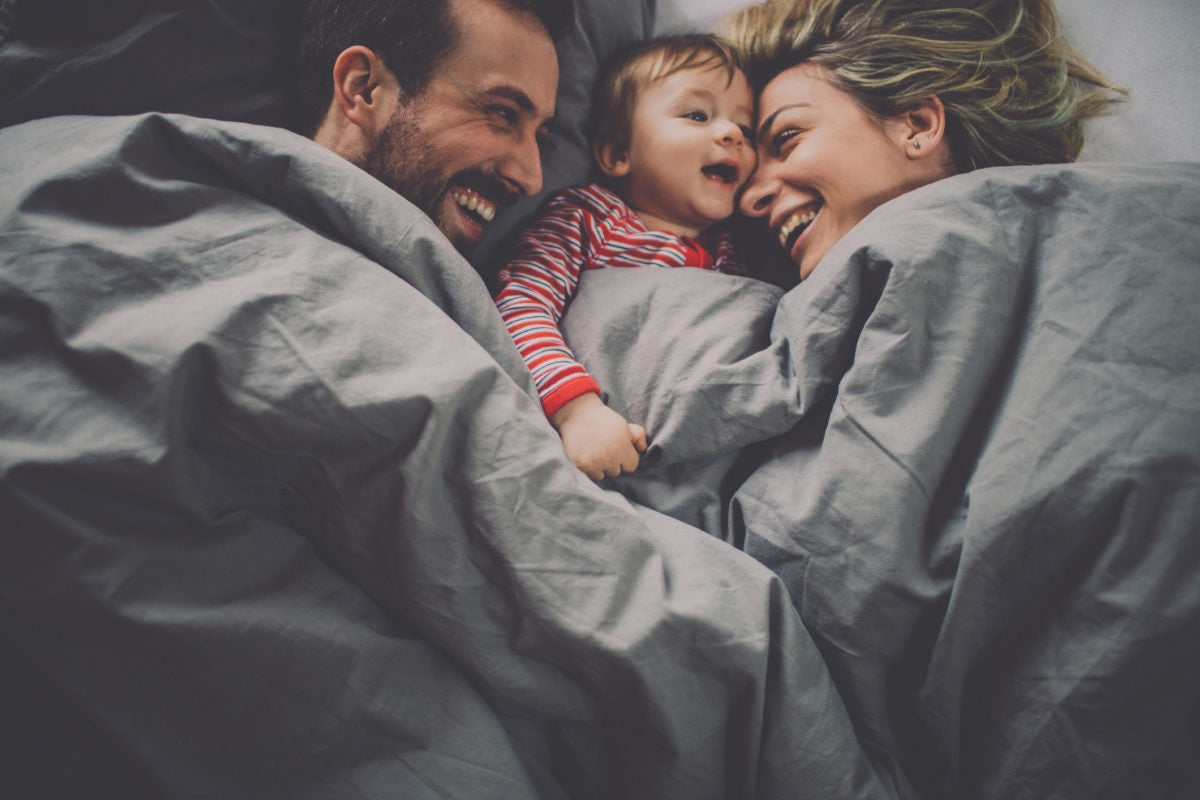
[684,110,709,123]
[771,128,801,156]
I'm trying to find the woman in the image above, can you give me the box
[707,4,1200,800]
[725,0,1124,279]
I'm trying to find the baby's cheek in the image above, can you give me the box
[742,151,759,182]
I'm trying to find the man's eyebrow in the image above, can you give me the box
[756,102,811,143]
[484,84,537,115]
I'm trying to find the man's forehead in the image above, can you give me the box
[446,0,559,114]
[448,0,556,54]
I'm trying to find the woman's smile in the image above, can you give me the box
[775,201,822,252]
[740,63,948,279]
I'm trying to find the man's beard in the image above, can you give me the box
[361,107,452,238]
[360,105,520,255]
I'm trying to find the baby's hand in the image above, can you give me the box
[551,392,648,481]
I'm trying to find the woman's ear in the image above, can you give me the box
[895,94,947,159]
[593,136,631,179]
[330,45,397,134]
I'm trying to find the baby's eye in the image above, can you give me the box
[683,110,709,123]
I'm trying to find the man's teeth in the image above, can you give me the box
[452,191,496,222]
[778,208,818,248]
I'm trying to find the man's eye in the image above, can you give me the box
[489,105,519,126]
[683,110,709,123]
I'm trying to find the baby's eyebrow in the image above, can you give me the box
[674,86,719,103]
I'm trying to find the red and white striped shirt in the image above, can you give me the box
[495,182,744,418]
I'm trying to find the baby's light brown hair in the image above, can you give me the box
[590,33,747,164]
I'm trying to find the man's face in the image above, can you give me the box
[364,0,559,254]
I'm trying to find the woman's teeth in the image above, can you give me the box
[778,208,818,249]
[452,191,496,222]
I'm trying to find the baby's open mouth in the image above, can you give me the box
[701,163,739,185]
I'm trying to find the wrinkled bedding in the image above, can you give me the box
[565,162,1200,798]
[3,108,1199,800]
[0,113,894,799]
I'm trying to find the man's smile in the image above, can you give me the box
[451,187,497,222]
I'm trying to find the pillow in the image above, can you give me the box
[0,0,307,129]
[0,0,655,277]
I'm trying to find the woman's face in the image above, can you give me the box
[740,64,935,279]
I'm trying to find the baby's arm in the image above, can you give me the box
[551,392,647,481]
[495,196,594,407]
[495,191,647,479]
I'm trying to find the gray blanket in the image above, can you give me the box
[0,114,892,799]
[564,162,1200,799]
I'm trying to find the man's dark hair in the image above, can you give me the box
[295,0,575,138]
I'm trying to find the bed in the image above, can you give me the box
[1,1,1197,799]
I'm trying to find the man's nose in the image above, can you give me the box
[501,133,544,198]
[739,169,778,218]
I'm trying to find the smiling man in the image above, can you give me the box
[298,0,572,254]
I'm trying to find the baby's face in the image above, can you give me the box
[616,65,756,238]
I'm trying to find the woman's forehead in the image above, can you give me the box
[762,64,832,101]
[758,63,839,121]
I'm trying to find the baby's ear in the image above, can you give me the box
[594,136,631,179]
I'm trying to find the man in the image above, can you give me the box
[0,1,895,796]
[296,0,572,254]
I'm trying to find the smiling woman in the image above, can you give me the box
[725,0,1125,279]
[743,61,951,278]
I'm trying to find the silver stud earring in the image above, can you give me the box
[913,140,922,150]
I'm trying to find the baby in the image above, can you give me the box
[495,34,756,481]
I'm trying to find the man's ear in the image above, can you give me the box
[894,94,947,159]
[593,136,631,179]
[329,45,397,135]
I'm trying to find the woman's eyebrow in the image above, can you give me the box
[756,102,811,142]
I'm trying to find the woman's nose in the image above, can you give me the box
[739,173,777,218]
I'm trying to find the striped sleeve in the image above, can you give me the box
[495,191,602,418]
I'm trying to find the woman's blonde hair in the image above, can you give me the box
[722,0,1126,171]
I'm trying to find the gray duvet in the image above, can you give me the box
[0,114,888,800]
[566,161,1200,798]
[1,112,1197,800]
